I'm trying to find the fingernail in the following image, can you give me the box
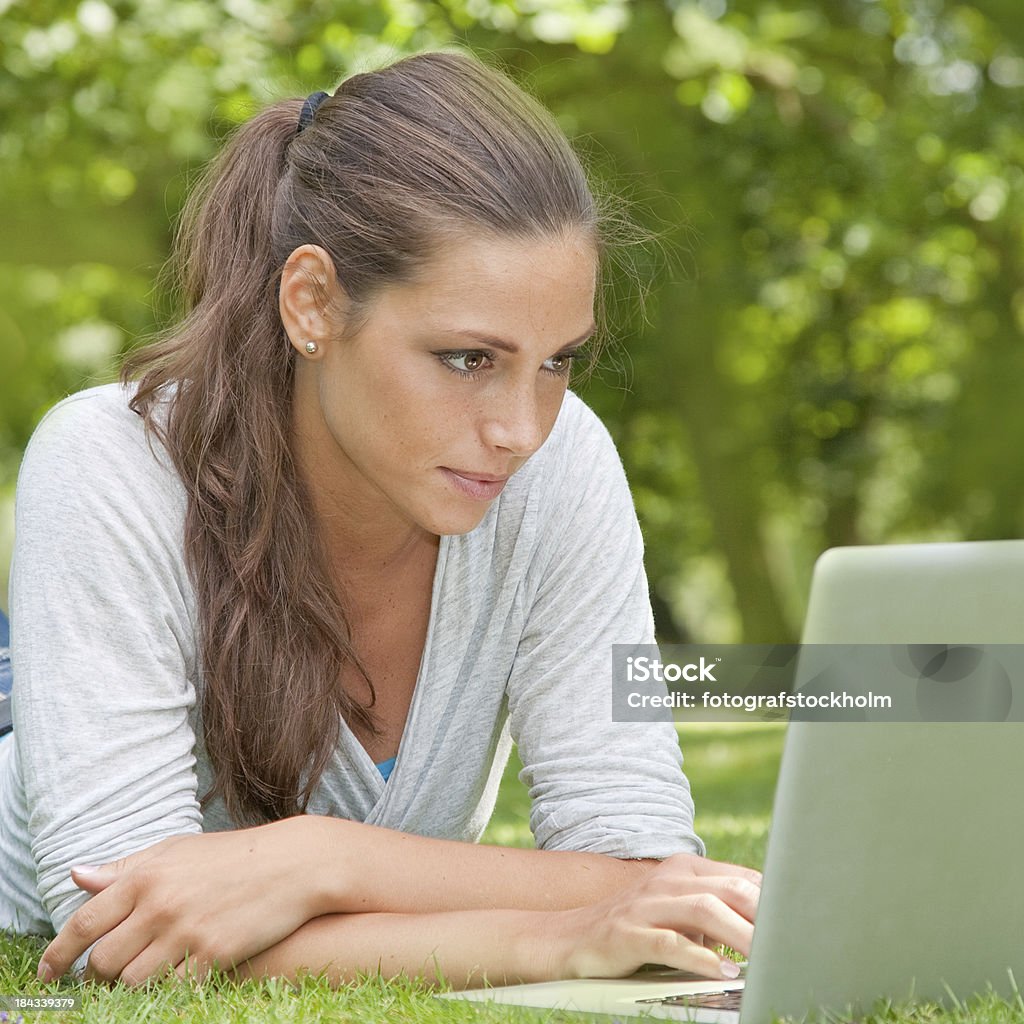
[71,864,100,875]
[37,961,52,982]
[720,959,741,979]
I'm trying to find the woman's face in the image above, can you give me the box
[286,230,598,539]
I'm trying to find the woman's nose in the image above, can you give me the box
[480,383,548,457]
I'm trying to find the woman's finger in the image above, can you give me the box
[644,928,741,980]
[684,855,763,888]
[647,869,760,925]
[80,914,160,985]
[70,845,171,894]
[118,942,194,988]
[69,865,117,894]
[655,893,756,958]
[38,890,137,981]
[688,873,760,924]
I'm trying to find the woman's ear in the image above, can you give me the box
[280,244,343,357]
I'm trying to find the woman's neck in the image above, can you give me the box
[290,375,439,585]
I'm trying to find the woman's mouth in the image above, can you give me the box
[440,468,509,501]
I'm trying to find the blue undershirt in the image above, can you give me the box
[375,756,396,781]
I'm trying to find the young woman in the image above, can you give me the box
[0,48,759,991]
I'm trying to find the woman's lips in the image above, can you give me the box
[440,468,509,501]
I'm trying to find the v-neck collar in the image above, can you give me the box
[339,532,452,806]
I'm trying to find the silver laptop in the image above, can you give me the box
[438,539,1024,1021]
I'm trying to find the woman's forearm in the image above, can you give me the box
[231,906,568,989]
[34,817,690,987]
[290,814,663,917]
[231,852,761,992]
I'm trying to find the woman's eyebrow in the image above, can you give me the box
[443,323,597,355]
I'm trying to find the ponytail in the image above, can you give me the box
[124,101,375,825]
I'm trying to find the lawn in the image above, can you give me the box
[1,724,1019,1022]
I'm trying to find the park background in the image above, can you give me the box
[1,1,1022,1020]
[4,0,1024,641]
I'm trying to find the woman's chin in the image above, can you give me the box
[422,502,496,538]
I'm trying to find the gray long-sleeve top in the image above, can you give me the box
[0,381,703,968]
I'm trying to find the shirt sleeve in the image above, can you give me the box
[9,391,204,974]
[504,396,705,859]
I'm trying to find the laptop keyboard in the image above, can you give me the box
[637,989,744,1012]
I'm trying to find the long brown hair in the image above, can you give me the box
[121,48,641,826]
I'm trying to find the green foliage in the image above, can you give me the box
[3,0,1024,634]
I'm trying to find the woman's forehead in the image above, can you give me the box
[376,233,598,342]
[388,230,597,319]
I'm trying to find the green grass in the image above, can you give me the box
[2,725,1021,1023]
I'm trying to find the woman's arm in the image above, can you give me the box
[300,813,663,914]
[10,392,209,974]
[37,814,661,982]
[207,908,555,989]
[230,853,758,991]
[505,398,704,860]
[40,814,760,984]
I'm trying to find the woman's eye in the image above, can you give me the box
[543,351,583,376]
[441,351,489,374]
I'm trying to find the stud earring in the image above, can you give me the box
[304,341,319,355]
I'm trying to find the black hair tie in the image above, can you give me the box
[297,90,330,134]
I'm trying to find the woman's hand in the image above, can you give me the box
[37,817,327,987]
[550,852,761,981]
